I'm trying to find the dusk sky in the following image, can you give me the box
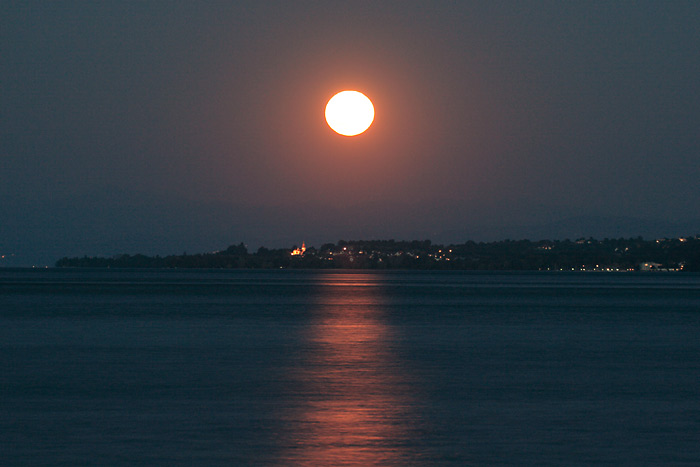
[2,1,699,266]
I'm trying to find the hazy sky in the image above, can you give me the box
[2,1,699,265]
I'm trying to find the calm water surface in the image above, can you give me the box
[1,269,699,465]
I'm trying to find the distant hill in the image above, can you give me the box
[436,216,700,244]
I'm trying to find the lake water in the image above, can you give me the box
[1,269,699,465]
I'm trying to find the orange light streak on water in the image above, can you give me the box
[278,274,419,465]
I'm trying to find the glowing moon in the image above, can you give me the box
[325,90,374,136]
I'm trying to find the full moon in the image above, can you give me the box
[325,90,374,136]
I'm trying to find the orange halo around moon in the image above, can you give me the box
[325,91,374,136]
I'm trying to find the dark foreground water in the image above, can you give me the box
[1,269,699,465]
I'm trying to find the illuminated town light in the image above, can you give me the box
[291,242,306,256]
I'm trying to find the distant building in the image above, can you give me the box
[639,262,663,271]
[291,242,306,256]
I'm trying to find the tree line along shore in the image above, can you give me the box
[55,236,700,271]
